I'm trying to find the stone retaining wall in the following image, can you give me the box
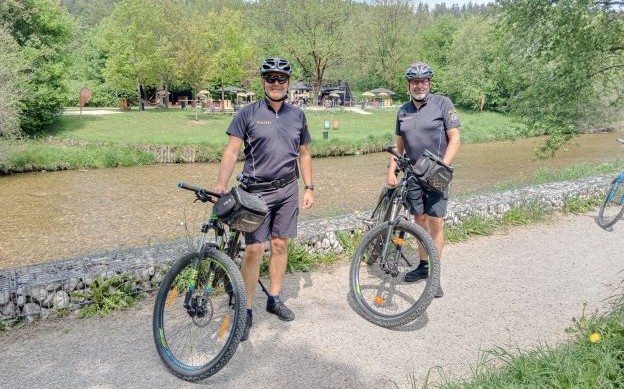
[0,175,613,323]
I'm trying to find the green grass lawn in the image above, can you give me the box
[1,106,528,173]
[53,107,526,146]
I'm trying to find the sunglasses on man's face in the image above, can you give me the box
[263,74,289,84]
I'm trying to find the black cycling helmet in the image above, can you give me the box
[260,58,292,76]
[405,62,433,80]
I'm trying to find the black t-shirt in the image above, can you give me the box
[227,98,311,182]
[395,94,460,162]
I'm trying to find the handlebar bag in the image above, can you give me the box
[413,150,454,193]
[213,186,269,232]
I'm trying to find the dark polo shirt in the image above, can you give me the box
[227,98,311,182]
[395,94,460,162]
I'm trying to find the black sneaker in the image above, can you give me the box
[404,261,429,282]
[240,318,252,342]
[266,299,295,321]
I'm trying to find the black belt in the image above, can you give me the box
[241,171,298,193]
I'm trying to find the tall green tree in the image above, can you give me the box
[253,0,354,104]
[176,7,252,98]
[442,16,500,110]
[0,26,25,138]
[413,14,460,91]
[498,0,624,156]
[98,0,174,109]
[0,0,74,135]
[350,0,415,92]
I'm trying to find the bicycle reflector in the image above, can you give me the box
[392,237,405,246]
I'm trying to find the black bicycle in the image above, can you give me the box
[153,182,251,381]
[350,146,440,328]
[598,138,624,229]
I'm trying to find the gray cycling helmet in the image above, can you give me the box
[260,58,292,76]
[405,62,433,80]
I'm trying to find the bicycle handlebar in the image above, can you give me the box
[178,181,222,203]
[384,145,415,174]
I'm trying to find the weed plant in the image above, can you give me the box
[71,274,145,317]
[562,194,603,214]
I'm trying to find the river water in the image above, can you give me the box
[1,130,623,269]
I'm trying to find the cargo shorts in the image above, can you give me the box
[244,180,299,244]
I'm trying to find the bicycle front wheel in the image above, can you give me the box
[598,175,624,228]
[350,220,440,328]
[153,248,246,381]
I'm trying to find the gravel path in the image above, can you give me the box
[1,212,621,388]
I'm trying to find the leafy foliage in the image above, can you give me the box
[497,0,624,156]
[0,0,74,135]
[0,26,24,138]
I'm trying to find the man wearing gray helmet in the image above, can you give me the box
[214,58,315,341]
[386,62,461,298]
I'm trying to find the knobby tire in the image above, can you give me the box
[350,220,440,328]
[153,248,247,381]
[598,176,624,229]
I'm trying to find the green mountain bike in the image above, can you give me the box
[350,146,440,328]
[153,182,249,381]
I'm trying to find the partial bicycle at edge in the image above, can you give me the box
[597,138,624,229]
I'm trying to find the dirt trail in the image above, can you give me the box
[1,212,621,388]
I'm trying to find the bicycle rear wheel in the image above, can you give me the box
[153,248,246,381]
[598,175,624,228]
[350,220,440,328]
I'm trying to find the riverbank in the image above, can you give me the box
[0,173,611,324]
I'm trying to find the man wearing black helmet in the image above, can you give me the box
[214,58,315,341]
[387,62,461,298]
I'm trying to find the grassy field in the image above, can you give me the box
[52,107,527,146]
[1,107,529,173]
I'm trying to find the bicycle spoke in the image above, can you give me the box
[351,221,439,327]
[153,251,246,380]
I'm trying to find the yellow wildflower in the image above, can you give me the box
[589,332,601,343]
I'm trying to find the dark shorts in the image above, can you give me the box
[244,180,299,244]
[405,178,449,218]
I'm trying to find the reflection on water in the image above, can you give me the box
[1,130,623,268]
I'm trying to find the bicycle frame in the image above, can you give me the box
[178,182,270,305]
[608,172,624,204]
[375,147,420,274]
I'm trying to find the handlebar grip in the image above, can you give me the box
[178,181,202,193]
[384,144,401,159]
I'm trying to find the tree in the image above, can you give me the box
[253,0,354,105]
[175,7,252,98]
[0,26,24,138]
[0,0,74,135]
[350,0,416,92]
[98,0,171,109]
[442,16,500,110]
[498,0,624,156]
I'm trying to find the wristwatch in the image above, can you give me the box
[304,184,315,191]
